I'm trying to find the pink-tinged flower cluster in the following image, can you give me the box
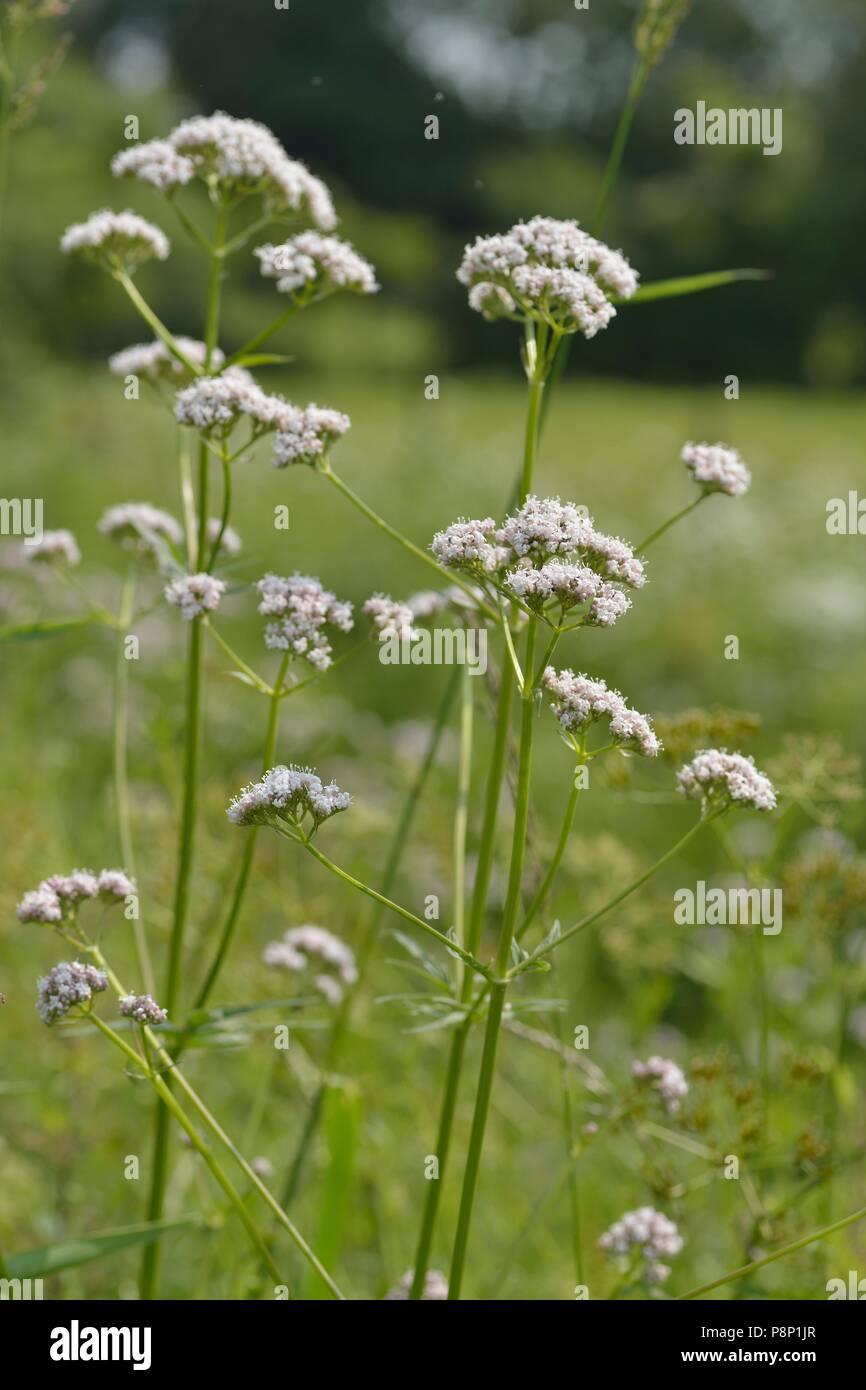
[598,1206,683,1284]
[263,924,358,1006]
[60,209,170,269]
[23,530,80,566]
[256,573,353,670]
[17,868,136,925]
[677,749,777,813]
[457,216,638,338]
[632,1056,689,1115]
[99,502,183,555]
[174,373,350,469]
[119,993,168,1024]
[164,572,225,621]
[37,961,109,1025]
[113,113,336,227]
[432,497,644,629]
[682,441,751,497]
[363,593,416,641]
[227,764,350,836]
[255,233,378,298]
[543,667,661,758]
[108,338,224,381]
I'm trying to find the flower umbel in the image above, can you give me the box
[543,667,661,757]
[37,961,108,1025]
[119,993,168,1025]
[458,216,639,338]
[60,208,170,271]
[632,1055,689,1114]
[227,764,350,839]
[682,441,751,498]
[263,924,358,1005]
[599,1206,683,1285]
[257,573,353,670]
[677,748,777,813]
[164,573,225,621]
[255,233,378,300]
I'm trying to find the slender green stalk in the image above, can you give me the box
[517,813,717,970]
[677,1204,866,1300]
[636,494,705,551]
[448,620,538,1298]
[321,464,498,620]
[140,205,229,1300]
[90,1014,285,1287]
[113,560,154,995]
[452,664,474,994]
[409,659,514,1298]
[299,839,493,982]
[281,668,461,1211]
[206,451,232,569]
[222,302,301,368]
[193,654,289,1012]
[554,1010,584,1286]
[518,776,581,941]
[594,63,648,237]
[520,372,545,502]
[114,271,201,375]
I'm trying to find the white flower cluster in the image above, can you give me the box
[99,503,183,555]
[363,593,416,641]
[598,1206,683,1284]
[431,497,644,627]
[164,572,225,620]
[119,993,168,1024]
[23,530,81,566]
[60,208,170,269]
[108,338,224,381]
[114,113,337,226]
[17,868,136,925]
[677,749,777,813]
[256,572,353,670]
[271,404,351,469]
[263,924,358,1006]
[174,373,350,469]
[457,216,638,338]
[682,441,751,498]
[254,233,378,298]
[632,1056,689,1115]
[37,961,109,1025]
[543,667,661,758]
[227,764,350,834]
[111,139,195,192]
[384,1269,449,1301]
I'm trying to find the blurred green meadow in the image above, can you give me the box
[1,0,865,1302]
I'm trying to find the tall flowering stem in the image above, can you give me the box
[113,558,154,995]
[141,204,229,1301]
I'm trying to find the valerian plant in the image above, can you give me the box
[6,3,864,1303]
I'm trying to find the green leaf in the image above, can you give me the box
[622,268,770,305]
[0,614,97,643]
[232,353,295,367]
[306,1084,360,1299]
[5,1216,200,1279]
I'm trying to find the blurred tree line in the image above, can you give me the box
[5,0,865,386]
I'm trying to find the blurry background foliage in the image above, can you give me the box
[1,0,865,384]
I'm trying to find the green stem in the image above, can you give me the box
[114,270,201,375]
[203,620,272,694]
[113,561,154,995]
[517,813,717,970]
[452,664,474,994]
[520,372,545,503]
[321,465,498,621]
[677,1204,866,1300]
[518,775,582,941]
[206,451,232,569]
[281,668,461,1212]
[90,1014,285,1287]
[222,302,301,368]
[409,658,514,1298]
[594,63,647,237]
[636,493,705,551]
[448,620,537,1298]
[300,840,494,983]
[193,654,289,1013]
[140,204,228,1300]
